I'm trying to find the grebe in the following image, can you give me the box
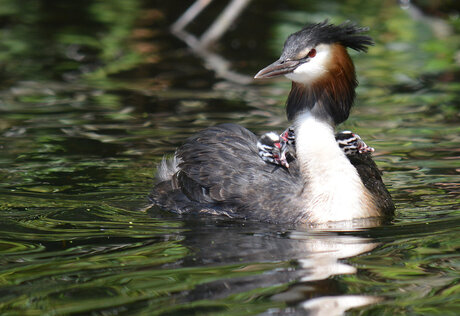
[257,128,374,168]
[149,21,394,224]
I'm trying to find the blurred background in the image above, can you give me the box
[0,0,459,315]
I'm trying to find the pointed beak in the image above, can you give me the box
[254,59,301,79]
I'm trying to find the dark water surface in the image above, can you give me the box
[1,1,459,315]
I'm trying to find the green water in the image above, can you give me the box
[0,0,459,315]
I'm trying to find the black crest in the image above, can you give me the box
[282,20,374,58]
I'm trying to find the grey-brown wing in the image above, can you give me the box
[174,124,304,221]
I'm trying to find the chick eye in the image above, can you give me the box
[307,48,317,58]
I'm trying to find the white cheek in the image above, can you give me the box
[284,45,331,84]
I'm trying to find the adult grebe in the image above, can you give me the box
[149,21,394,224]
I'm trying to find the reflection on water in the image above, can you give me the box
[178,220,382,314]
[0,0,459,315]
[273,231,381,315]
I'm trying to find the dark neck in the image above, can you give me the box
[286,45,358,125]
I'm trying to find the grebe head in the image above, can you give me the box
[257,132,289,168]
[336,131,375,155]
[254,21,374,124]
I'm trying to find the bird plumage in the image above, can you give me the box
[149,20,394,225]
[257,127,375,167]
[151,124,306,223]
[150,123,393,224]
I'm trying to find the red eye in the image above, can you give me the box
[307,48,316,58]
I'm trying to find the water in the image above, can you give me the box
[0,1,459,315]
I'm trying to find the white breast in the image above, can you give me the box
[294,112,376,223]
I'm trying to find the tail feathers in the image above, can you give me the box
[149,180,238,218]
[155,154,181,183]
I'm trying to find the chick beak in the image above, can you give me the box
[279,142,290,168]
[254,58,300,79]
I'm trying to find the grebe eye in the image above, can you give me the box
[307,48,317,58]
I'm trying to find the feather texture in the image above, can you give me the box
[149,123,394,224]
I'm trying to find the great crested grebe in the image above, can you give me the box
[257,127,374,168]
[150,21,394,225]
